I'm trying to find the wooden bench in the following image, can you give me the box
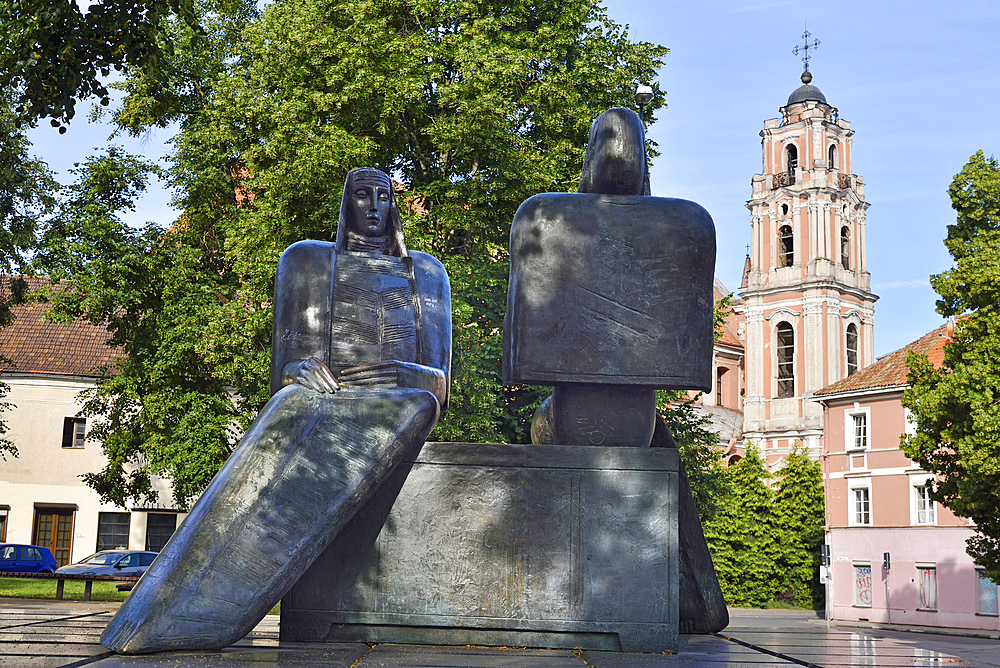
[0,571,140,601]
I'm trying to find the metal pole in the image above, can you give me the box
[884,552,891,625]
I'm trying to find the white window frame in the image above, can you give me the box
[976,567,999,616]
[916,563,938,611]
[773,319,796,398]
[844,404,870,452]
[909,473,936,526]
[853,561,873,607]
[848,477,872,527]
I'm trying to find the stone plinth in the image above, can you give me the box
[281,442,680,653]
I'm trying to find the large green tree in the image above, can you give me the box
[771,446,825,608]
[0,90,58,459]
[902,150,1000,583]
[703,444,782,607]
[32,0,667,507]
[0,0,201,128]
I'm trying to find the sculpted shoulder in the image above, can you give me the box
[276,239,335,274]
[410,251,449,294]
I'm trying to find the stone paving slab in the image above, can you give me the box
[360,644,584,667]
[91,644,371,668]
[579,649,798,667]
[0,641,111,657]
[4,600,1000,668]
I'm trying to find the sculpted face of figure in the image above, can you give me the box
[349,172,392,237]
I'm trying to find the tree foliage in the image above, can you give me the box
[656,393,727,524]
[771,446,825,608]
[0,0,201,128]
[902,150,1000,583]
[702,444,825,608]
[29,0,668,507]
[704,444,780,607]
[0,91,58,459]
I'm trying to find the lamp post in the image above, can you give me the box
[635,84,653,128]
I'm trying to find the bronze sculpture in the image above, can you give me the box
[504,108,729,633]
[101,168,451,654]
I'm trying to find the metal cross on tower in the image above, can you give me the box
[792,26,820,80]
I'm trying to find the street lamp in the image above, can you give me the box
[635,84,653,127]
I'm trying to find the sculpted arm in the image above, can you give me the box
[269,240,336,396]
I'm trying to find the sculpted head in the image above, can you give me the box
[578,108,650,196]
[338,168,407,256]
[347,169,392,237]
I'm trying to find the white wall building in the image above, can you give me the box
[0,280,184,566]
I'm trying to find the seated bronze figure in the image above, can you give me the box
[101,168,451,653]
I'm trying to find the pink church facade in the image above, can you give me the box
[703,75,1000,630]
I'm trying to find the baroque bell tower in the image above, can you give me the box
[739,35,877,462]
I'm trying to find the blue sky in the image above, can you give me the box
[27,0,1000,357]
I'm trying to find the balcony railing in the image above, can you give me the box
[772,171,795,189]
[838,172,852,190]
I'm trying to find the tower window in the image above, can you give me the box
[781,203,789,216]
[841,226,851,269]
[846,324,859,377]
[778,225,794,267]
[776,322,794,398]
[785,145,798,183]
[829,144,837,170]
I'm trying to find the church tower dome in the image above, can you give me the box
[738,55,878,464]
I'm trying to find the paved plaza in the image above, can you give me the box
[2,600,999,668]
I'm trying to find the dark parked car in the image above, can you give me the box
[55,550,158,577]
[0,544,58,573]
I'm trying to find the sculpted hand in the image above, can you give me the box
[283,357,340,394]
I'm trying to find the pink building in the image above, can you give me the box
[813,323,999,630]
[699,72,1000,630]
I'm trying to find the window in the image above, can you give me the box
[32,509,74,567]
[853,487,871,525]
[848,412,868,450]
[145,514,177,553]
[914,484,935,525]
[62,418,86,448]
[781,202,789,216]
[841,226,851,269]
[854,563,872,607]
[846,324,859,377]
[776,322,794,398]
[97,512,131,551]
[0,545,15,562]
[778,225,794,267]
[21,546,42,563]
[786,145,798,183]
[0,506,7,541]
[716,368,726,406]
[978,568,998,616]
[917,565,938,611]
[829,144,838,170]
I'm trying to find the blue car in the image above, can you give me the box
[0,544,58,573]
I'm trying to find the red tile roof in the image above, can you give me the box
[0,277,120,378]
[714,281,743,349]
[813,322,951,397]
